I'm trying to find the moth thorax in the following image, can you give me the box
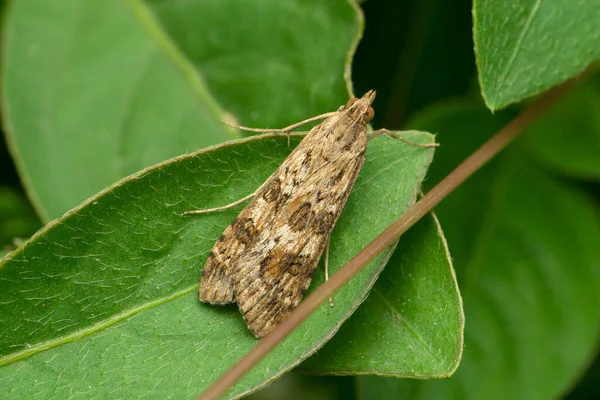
[345,98,374,123]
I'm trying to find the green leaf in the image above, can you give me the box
[521,82,600,180]
[147,0,361,128]
[301,212,463,378]
[2,0,234,222]
[474,0,600,110]
[0,132,436,399]
[357,103,600,399]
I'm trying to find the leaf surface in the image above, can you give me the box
[302,212,463,378]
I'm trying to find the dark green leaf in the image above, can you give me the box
[0,132,436,399]
[474,0,600,109]
[302,212,463,378]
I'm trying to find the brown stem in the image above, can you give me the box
[199,75,579,400]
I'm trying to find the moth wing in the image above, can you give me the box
[234,230,326,338]
[199,177,286,304]
[199,214,257,304]
[204,100,369,332]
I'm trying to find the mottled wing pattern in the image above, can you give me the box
[233,103,369,337]
[198,183,284,304]
[198,214,256,304]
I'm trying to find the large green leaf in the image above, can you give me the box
[357,103,600,399]
[2,0,233,222]
[147,0,360,129]
[474,0,600,110]
[302,212,463,378]
[0,132,436,399]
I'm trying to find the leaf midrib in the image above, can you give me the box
[371,287,444,365]
[0,284,197,367]
[124,0,235,139]
[496,0,543,92]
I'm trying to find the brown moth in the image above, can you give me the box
[186,91,427,338]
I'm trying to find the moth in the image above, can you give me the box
[185,91,435,337]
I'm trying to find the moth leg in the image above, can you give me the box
[325,240,333,307]
[183,191,256,215]
[223,112,339,147]
[183,176,273,215]
[368,129,440,148]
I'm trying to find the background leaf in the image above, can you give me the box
[356,101,600,399]
[147,0,360,128]
[2,0,234,222]
[302,212,463,378]
[521,83,600,180]
[0,132,438,399]
[474,0,600,109]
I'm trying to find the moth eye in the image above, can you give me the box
[364,107,375,122]
[345,98,359,108]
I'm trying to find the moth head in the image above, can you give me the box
[343,90,376,123]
